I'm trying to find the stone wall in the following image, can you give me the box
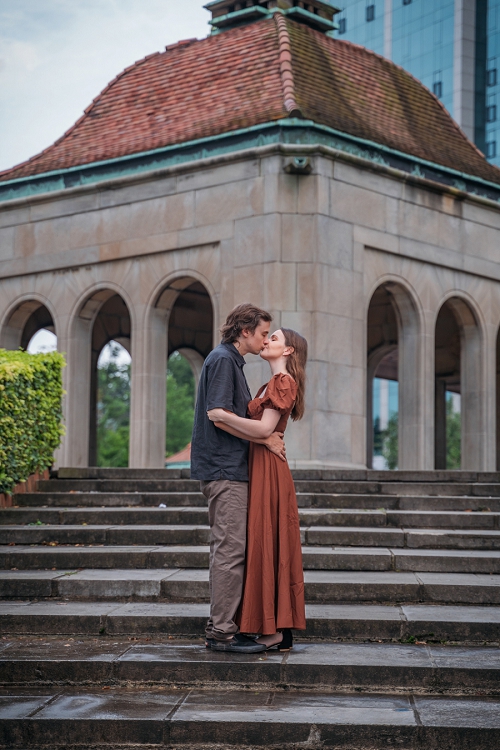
[1,147,500,470]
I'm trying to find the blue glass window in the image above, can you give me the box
[339,17,347,34]
[403,0,412,5]
[487,68,498,86]
[433,81,443,98]
[487,104,497,122]
[487,140,497,158]
[366,4,375,22]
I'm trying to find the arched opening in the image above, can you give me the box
[153,279,214,468]
[367,287,399,469]
[96,341,131,467]
[66,290,132,467]
[166,351,196,466]
[367,282,421,470]
[27,329,57,354]
[0,300,56,352]
[434,297,482,470]
[88,294,131,466]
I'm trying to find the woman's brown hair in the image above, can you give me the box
[281,327,307,421]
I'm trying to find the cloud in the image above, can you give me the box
[0,0,210,171]
[0,38,41,75]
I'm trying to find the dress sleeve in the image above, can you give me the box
[260,374,297,415]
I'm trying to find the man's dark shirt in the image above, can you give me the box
[191,342,252,481]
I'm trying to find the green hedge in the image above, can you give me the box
[0,349,65,496]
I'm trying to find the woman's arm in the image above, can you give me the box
[213,420,286,461]
[207,407,281,439]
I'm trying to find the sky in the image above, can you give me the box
[6,1,208,359]
[0,0,210,172]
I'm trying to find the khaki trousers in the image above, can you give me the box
[201,479,248,641]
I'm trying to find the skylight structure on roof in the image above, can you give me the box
[205,0,341,34]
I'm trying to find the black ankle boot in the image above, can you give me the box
[277,628,293,651]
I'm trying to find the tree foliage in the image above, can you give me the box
[166,352,195,457]
[0,349,65,495]
[97,344,131,468]
[377,394,461,471]
[382,413,399,470]
[446,396,461,469]
[96,346,195,466]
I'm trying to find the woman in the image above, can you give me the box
[207,327,307,650]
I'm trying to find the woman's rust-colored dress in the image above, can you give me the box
[236,372,306,635]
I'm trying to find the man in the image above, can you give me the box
[191,303,285,653]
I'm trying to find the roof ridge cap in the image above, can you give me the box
[274,13,302,118]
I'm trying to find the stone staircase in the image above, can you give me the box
[1,468,500,748]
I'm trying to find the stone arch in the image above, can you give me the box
[65,285,133,467]
[177,348,205,394]
[366,279,422,470]
[0,295,58,350]
[434,293,484,470]
[129,273,215,469]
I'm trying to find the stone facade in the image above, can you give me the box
[1,142,500,471]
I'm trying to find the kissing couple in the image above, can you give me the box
[191,303,307,653]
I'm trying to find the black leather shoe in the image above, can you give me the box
[209,633,266,653]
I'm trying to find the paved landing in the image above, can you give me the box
[1,687,499,748]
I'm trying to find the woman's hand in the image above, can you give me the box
[207,408,226,422]
[264,432,286,461]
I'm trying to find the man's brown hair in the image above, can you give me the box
[220,303,273,344]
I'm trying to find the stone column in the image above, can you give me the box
[128,306,168,469]
[461,327,483,469]
[484,323,497,471]
[434,378,447,470]
[58,316,92,468]
[391,285,425,471]
[421,313,436,471]
[449,298,485,470]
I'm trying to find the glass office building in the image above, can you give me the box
[334,0,500,167]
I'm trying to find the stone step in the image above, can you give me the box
[301,509,500,529]
[3,524,500,549]
[11,492,207,508]
[5,506,499,529]
[297,493,500,511]
[57,467,500,482]
[307,526,500,549]
[1,639,498,694]
[396,495,500,511]
[36,479,202,493]
[36,477,500,496]
[2,545,500,573]
[295,481,500,497]
[1,601,499,642]
[2,685,500,749]
[1,569,499,605]
[12,492,500,512]
[0,524,211,546]
[57,467,190,480]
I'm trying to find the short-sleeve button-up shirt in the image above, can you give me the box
[190,342,252,481]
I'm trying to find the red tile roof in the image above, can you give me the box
[2,15,499,185]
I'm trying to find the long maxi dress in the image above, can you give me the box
[236,372,306,635]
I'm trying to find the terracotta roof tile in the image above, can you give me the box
[1,15,499,185]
